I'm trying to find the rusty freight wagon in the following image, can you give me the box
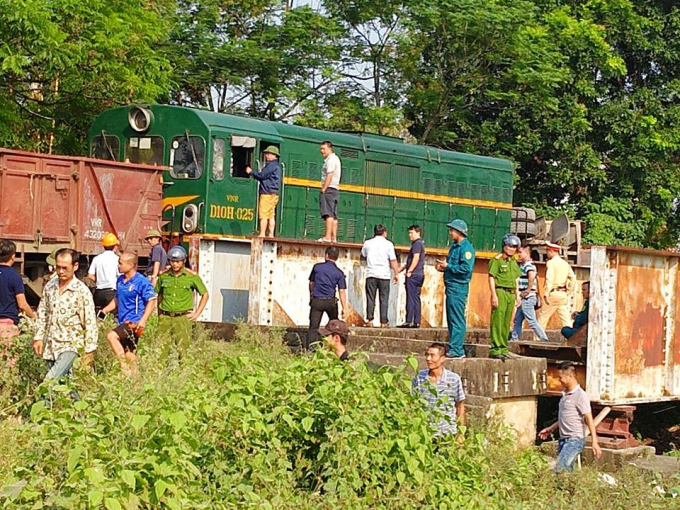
[0,148,163,294]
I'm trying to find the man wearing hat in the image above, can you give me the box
[319,319,350,361]
[488,234,522,360]
[246,146,281,238]
[538,242,576,332]
[155,245,209,357]
[145,229,167,285]
[435,219,475,359]
[87,232,120,309]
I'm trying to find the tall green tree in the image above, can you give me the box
[0,0,174,154]
[398,0,680,248]
[170,0,344,120]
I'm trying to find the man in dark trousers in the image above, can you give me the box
[246,146,281,238]
[307,246,348,351]
[398,225,425,328]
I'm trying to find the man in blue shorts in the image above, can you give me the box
[539,361,602,473]
[101,252,157,375]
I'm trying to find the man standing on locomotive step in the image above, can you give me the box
[33,249,98,396]
[435,220,475,359]
[87,232,120,310]
[246,146,281,238]
[488,234,522,360]
[318,141,341,243]
[145,229,167,287]
[538,242,576,332]
[155,245,209,358]
[101,252,157,375]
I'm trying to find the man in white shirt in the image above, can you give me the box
[87,232,120,309]
[361,225,399,328]
[318,141,342,243]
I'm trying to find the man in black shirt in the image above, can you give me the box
[307,246,348,351]
[319,319,350,361]
[398,225,426,328]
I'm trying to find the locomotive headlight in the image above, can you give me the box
[182,204,199,233]
[128,106,153,133]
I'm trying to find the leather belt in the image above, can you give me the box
[159,310,189,317]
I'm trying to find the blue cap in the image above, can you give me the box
[168,245,187,261]
[446,219,468,236]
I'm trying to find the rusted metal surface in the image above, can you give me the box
[592,405,640,449]
[0,148,163,257]
[588,246,680,404]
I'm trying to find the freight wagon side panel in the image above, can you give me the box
[79,159,163,255]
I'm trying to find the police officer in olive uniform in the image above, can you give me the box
[488,234,522,360]
[436,219,475,359]
[155,246,209,357]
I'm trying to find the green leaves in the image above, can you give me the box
[131,414,150,433]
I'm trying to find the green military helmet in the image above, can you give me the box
[263,145,280,156]
[446,219,468,236]
[145,229,162,239]
[46,248,59,267]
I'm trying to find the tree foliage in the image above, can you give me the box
[1,0,679,247]
[0,0,174,154]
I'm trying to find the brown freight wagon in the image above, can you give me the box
[0,148,163,296]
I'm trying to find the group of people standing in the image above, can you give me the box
[307,217,587,361]
[0,229,209,394]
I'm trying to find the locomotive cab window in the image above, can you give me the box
[212,137,226,181]
[91,134,120,161]
[170,134,205,179]
[230,135,256,178]
[125,136,164,166]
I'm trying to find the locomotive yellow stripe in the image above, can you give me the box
[162,195,200,209]
[282,177,512,210]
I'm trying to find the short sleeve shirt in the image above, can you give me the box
[309,261,347,299]
[155,268,207,313]
[146,244,168,276]
[0,265,25,324]
[412,368,466,435]
[558,385,592,438]
[518,259,538,293]
[488,254,521,289]
[116,273,157,324]
[406,239,425,276]
[361,236,397,280]
[321,153,342,189]
[87,250,119,290]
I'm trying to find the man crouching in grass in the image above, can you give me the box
[412,342,465,437]
[539,361,602,473]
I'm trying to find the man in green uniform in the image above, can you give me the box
[155,246,209,357]
[488,234,522,360]
[435,219,475,359]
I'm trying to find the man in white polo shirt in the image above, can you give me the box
[361,225,399,328]
[318,141,342,243]
[87,232,120,309]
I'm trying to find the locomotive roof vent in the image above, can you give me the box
[128,106,153,133]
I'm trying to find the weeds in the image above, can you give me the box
[0,322,676,509]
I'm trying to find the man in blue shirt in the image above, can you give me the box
[307,246,348,351]
[412,342,466,436]
[562,281,590,340]
[435,219,475,359]
[247,146,281,238]
[0,240,35,341]
[101,252,157,375]
[398,225,426,328]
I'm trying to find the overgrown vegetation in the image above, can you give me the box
[0,322,678,508]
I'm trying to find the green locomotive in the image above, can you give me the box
[89,105,513,253]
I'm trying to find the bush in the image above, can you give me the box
[0,323,676,509]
